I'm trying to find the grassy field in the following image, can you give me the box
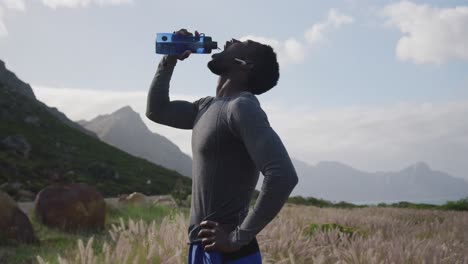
[0,203,184,264]
[2,203,467,264]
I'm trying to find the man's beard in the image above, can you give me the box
[207,53,229,75]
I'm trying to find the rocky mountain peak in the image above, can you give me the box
[108,106,146,130]
[80,107,193,177]
[0,59,36,100]
[404,161,431,173]
[113,106,140,119]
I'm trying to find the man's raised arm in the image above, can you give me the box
[146,54,203,130]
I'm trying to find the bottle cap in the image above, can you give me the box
[203,37,218,53]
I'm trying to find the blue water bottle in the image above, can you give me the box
[155,33,218,55]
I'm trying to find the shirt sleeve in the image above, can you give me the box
[146,55,211,129]
[226,94,299,247]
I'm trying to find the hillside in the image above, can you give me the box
[0,60,191,199]
[78,106,192,177]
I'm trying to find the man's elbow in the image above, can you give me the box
[278,168,298,191]
[146,109,164,124]
[288,170,299,190]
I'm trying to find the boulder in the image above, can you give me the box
[0,191,38,244]
[35,183,106,231]
[153,195,178,208]
[118,192,148,207]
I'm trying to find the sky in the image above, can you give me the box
[1,0,467,180]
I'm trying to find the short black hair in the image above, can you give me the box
[246,42,280,95]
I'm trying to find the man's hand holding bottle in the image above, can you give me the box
[168,28,201,61]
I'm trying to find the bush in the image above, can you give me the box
[171,179,191,206]
[388,201,438,210]
[287,196,362,208]
[306,223,359,238]
[442,197,468,211]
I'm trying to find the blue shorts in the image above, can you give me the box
[187,238,262,264]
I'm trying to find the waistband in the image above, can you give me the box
[188,222,238,244]
[188,237,260,262]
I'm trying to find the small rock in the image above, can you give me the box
[153,195,178,208]
[10,181,22,190]
[118,192,148,207]
[1,135,31,158]
[65,170,75,176]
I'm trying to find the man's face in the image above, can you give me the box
[207,39,251,75]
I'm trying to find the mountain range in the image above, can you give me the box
[78,106,192,177]
[291,159,468,203]
[74,99,468,203]
[2,58,466,204]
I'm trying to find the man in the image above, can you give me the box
[146,28,298,263]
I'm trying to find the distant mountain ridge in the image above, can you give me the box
[78,106,193,177]
[292,159,468,203]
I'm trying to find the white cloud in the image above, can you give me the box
[0,0,25,37]
[42,0,132,9]
[283,38,305,63]
[305,8,354,45]
[382,1,468,64]
[239,35,306,66]
[0,0,129,38]
[266,100,468,179]
[1,0,25,11]
[32,85,468,180]
[241,8,353,67]
[0,7,6,37]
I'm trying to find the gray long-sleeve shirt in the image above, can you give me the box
[146,55,298,247]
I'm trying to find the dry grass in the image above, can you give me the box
[37,205,468,264]
[259,205,468,263]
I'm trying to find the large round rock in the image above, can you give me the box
[35,183,106,231]
[0,191,38,244]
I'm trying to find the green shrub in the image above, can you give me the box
[306,223,359,238]
[287,196,363,208]
[442,197,468,211]
[389,201,439,210]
